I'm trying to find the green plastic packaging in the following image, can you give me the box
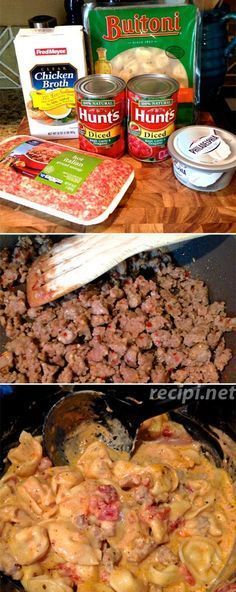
[84,2,200,125]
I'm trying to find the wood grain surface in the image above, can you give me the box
[0,116,235,234]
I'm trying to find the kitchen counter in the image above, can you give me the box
[0,112,235,233]
[0,90,25,140]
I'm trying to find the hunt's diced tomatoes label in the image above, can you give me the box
[127,83,178,162]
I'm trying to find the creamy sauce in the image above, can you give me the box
[64,418,131,464]
[0,416,235,592]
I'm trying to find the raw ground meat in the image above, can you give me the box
[0,136,133,222]
[0,237,235,384]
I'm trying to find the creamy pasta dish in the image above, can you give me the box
[0,415,235,592]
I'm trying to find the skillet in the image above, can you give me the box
[0,385,235,591]
[0,234,235,382]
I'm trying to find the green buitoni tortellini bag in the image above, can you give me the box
[83,2,200,126]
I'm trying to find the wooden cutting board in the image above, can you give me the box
[0,114,235,233]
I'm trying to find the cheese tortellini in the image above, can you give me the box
[23,574,73,592]
[7,431,42,477]
[179,536,223,584]
[110,46,188,87]
[0,416,235,592]
[110,568,145,592]
[47,521,101,564]
[148,565,182,586]
[8,525,49,565]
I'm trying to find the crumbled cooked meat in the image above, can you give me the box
[124,536,157,562]
[132,485,154,506]
[124,345,138,368]
[119,365,140,383]
[41,342,66,366]
[155,545,178,565]
[57,366,73,383]
[138,352,154,373]
[37,457,52,472]
[0,351,13,370]
[41,362,59,382]
[189,343,211,364]
[151,366,168,383]
[102,544,122,572]
[75,514,89,531]
[87,343,109,363]
[90,362,116,380]
[4,291,26,317]
[0,237,235,383]
[214,339,232,371]
[172,362,219,383]
[57,328,77,345]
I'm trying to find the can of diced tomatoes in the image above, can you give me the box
[127,74,179,162]
[75,75,126,158]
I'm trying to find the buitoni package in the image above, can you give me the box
[83,2,200,126]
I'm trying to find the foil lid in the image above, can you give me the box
[187,131,231,164]
[168,125,236,171]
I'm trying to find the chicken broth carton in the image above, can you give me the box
[14,26,87,139]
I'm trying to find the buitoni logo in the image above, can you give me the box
[34,48,67,56]
[103,11,181,40]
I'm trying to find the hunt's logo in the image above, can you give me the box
[134,107,176,124]
[103,12,181,40]
[78,108,120,124]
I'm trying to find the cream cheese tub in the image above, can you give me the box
[168,125,236,192]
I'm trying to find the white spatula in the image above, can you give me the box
[27,233,203,307]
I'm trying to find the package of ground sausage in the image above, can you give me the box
[83,2,201,126]
[0,135,134,225]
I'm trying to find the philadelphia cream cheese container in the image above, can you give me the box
[168,126,236,192]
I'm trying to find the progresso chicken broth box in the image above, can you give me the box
[14,26,87,139]
[84,3,200,125]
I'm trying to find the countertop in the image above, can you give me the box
[0,89,25,140]
[0,105,235,233]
